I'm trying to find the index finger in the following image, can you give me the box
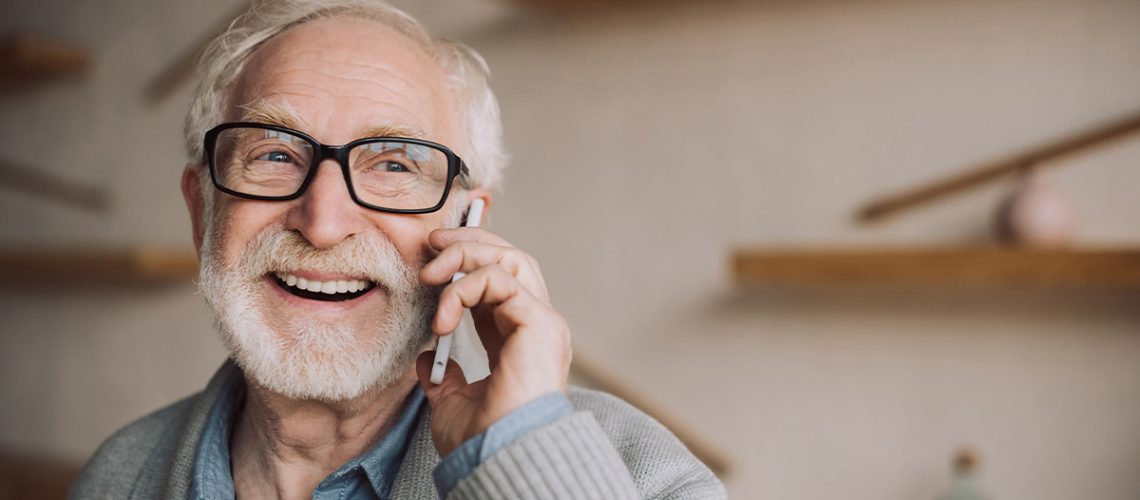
[429,227,513,251]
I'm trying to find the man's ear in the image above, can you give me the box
[181,165,207,255]
[465,188,492,221]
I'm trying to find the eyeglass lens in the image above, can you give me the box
[212,126,452,210]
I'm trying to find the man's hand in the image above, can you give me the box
[415,227,572,457]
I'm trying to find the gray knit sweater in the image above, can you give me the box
[71,362,726,499]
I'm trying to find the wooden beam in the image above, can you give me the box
[0,160,110,212]
[0,34,90,91]
[143,3,248,103]
[858,111,1140,223]
[733,247,1140,288]
[570,353,733,477]
[0,247,198,284]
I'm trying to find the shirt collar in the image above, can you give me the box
[189,367,426,500]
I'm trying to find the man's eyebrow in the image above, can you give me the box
[359,124,430,140]
[237,99,431,142]
[237,99,306,130]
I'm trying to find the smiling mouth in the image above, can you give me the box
[272,272,376,302]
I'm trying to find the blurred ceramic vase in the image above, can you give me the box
[936,449,993,500]
[994,171,1077,247]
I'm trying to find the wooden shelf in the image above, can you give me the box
[732,247,1140,288]
[0,34,90,90]
[0,247,198,284]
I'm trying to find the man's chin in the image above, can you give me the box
[222,320,382,400]
[216,295,434,402]
[229,344,395,402]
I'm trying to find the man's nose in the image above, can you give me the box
[285,160,370,249]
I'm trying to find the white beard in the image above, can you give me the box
[197,223,440,402]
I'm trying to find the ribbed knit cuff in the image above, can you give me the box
[446,412,640,500]
[434,393,571,496]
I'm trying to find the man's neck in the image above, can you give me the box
[231,372,420,500]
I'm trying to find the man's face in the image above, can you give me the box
[188,17,471,401]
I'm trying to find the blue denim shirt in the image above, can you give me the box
[189,370,571,499]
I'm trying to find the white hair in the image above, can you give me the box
[184,0,506,191]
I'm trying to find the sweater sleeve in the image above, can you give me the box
[445,411,641,499]
[443,394,726,500]
[433,393,573,496]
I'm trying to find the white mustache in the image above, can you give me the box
[222,224,419,297]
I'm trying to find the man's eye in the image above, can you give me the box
[255,151,293,163]
[382,161,410,173]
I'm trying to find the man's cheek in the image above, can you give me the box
[415,245,439,278]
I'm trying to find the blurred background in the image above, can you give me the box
[1,0,1139,498]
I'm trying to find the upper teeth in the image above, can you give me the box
[275,273,372,295]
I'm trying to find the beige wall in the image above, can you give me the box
[2,0,1139,499]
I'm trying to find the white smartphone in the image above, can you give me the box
[429,198,485,384]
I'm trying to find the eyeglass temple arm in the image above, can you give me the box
[457,161,472,189]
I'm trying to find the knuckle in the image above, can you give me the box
[463,227,490,240]
[442,280,463,297]
[503,250,526,270]
[453,277,478,296]
[453,240,477,254]
[486,263,512,278]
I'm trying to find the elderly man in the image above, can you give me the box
[72,1,724,499]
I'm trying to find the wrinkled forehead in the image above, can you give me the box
[226,16,460,149]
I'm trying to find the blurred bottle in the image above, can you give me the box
[936,448,993,500]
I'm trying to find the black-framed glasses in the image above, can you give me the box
[203,122,470,214]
